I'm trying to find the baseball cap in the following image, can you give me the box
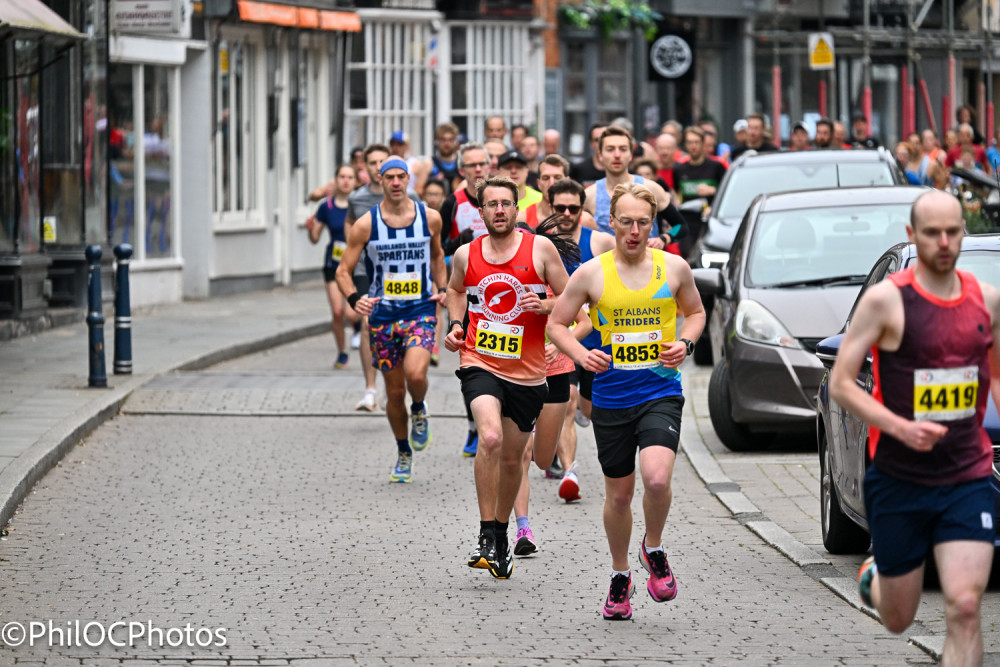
[379,157,409,176]
[733,119,748,133]
[390,130,408,144]
[792,121,809,133]
[497,150,527,167]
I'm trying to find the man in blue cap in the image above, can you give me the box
[337,158,448,483]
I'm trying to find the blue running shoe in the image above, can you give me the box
[389,453,412,483]
[410,406,431,451]
[463,431,478,457]
[334,352,349,369]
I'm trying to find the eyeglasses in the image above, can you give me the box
[614,216,654,228]
[553,204,582,215]
[483,200,516,210]
[462,161,488,170]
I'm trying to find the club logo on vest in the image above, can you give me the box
[478,273,526,323]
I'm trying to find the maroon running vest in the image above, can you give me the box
[869,267,994,485]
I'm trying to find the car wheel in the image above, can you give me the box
[820,433,870,555]
[707,362,757,452]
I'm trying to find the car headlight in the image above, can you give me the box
[701,251,729,268]
[735,300,801,348]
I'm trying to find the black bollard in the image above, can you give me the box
[113,243,133,374]
[85,245,107,388]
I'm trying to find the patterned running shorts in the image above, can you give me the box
[368,316,437,371]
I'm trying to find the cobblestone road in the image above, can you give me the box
[0,336,937,665]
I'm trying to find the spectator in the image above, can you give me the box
[945,123,987,170]
[730,112,779,161]
[569,122,606,187]
[732,118,748,148]
[921,129,945,164]
[484,115,507,142]
[894,141,925,185]
[956,105,985,145]
[849,113,880,149]
[787,121,811,151]
[833,121,850,148]
[510,123,528,151]
[542,128,561,156]
[814,117,835,149]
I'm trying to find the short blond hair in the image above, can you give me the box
[610,183,657,219]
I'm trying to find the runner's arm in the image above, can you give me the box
[982,283,1000,418]
[335,213,376,314]
[426,209,448,303]
[306,215,323,244]
[444,245,470,352]
[830,281,946,452]
[663,258,705,368]
[547,263,610,372]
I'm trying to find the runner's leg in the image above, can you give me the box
[934,539,993,663]
[604,473,636,571]
[637,446,677,549]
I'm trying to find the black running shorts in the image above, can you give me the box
[575,363,595,402]
[592,395,684,478]
[456,366,548,433]
[545,372,571,404]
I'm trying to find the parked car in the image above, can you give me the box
[693,185,927,452]
[815,233,1000,554]
[690,147,907,365]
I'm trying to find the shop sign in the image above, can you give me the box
[648,26,695,83]
[112,0,182,33]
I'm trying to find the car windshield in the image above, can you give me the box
[906,250,1000,290]
[716,163,896,219]
[747,203,912,288]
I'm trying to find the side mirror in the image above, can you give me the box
[692,268,724,297]
[815,333,844,369]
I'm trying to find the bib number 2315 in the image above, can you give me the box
[913,365,978,422]
[384,272,421,300]
[476,321,523,359]
[612,330,662,370]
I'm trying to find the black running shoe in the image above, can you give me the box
[488,541,514,579]
[468,531,493,569]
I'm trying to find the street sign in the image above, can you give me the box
[808,32,835,71]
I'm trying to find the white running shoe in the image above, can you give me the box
[575,408,591,428]
[351,332,362,349]
[355,387,377,412]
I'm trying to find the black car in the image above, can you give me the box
[816,234,1000,554]
[693,185,927,452]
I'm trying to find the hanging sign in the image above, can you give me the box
[808,32,835,71]
[648,28,695,83]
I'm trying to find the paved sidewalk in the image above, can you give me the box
[0,282,333,529]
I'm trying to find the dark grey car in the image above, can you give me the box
[694,185,928,452]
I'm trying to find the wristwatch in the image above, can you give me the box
[449,319,464,333]
[680,338,695,357]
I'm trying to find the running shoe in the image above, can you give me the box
[488,540,514,579]
[463,431,478,457]
[638,536,678,602]
[602,572,636,620]
[430,344,440,367]
[545,455,564,480]
[858,555,876,607]
[355,388,377,412]
[410,405,431,451]
[389,452,412,483]
[575,408,591,428]
[468,531,494,569]
[334,352,350,369]
[351,331,361,349]
[559,470,581,502]
[514,526,537,556]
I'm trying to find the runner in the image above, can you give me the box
[517,154,596,231]
[830,189,1000,664]
[337,158,447,483]
[444,175,570,579]
[305,163,358,368]
[547,182,705,620]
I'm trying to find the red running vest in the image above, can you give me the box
[460,233,549,385]
[870,267,994,485]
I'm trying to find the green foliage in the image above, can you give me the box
[558,0,662,41]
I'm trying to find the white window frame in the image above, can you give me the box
[345,10,438,158]
[447,21,534,138]
[213,29,266,232]
[294,34,328,222]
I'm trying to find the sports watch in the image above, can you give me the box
[680,338,695,357]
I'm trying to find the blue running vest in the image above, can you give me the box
[364,202,435,325]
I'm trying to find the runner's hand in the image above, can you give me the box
[647,236,665,250]
[519,292,544,313]
[660,341,686,368]
[544,343,559,364]
[444,325,465,352]
[898,420,948,452]
[582,348,611,373]
[430,291,447,305]
[354,296,380,317]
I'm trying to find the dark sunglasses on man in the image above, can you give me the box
[553,204,581,215]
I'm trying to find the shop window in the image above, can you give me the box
[214,38,258,224]
[561,36,632,159]
[14,40,41,254]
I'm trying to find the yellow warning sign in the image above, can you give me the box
[43,216,56,243]
[809,32,835,71]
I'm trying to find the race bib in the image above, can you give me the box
[475,321,523,359]
[611,330,662,370]
[384,272,421,300]
[913,365,978,422]
[331,241,346,261]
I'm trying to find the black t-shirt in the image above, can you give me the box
[569,159,605,187]
[672,159,727,205]
[849,137,881,150]
[730,141,779,161]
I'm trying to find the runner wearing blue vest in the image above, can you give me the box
[336,158,448,484]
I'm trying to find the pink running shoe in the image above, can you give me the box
[514,526,537,556]
[638,536,678,602]
[602,572,636,620]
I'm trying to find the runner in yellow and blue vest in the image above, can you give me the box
[547,182,705,622]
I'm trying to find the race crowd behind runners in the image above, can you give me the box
[304,111,1000,628]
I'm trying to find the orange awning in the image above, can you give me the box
[236,1,360,31]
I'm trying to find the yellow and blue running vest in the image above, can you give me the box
[590,249,682,409]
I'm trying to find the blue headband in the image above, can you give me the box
[380,158,409,176]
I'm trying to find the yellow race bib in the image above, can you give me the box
[331,241,346,261]
[384,272,421,300]
[476,321,523,359]
[913,366,978,422]
[611,330,662,370]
